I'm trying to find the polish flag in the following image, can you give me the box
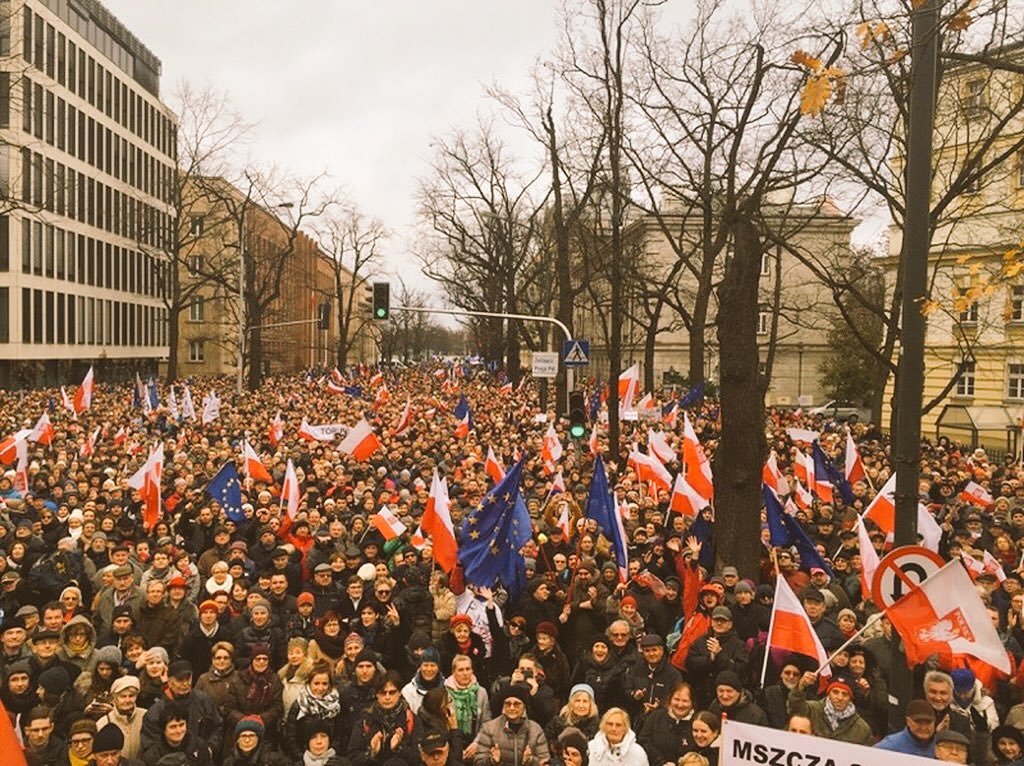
[392,399,414,437]
[79,426,100,457]
[549,470,567,499]
[856,515,879,601]
[369,371,384,387]
[0,699,30,766]
[60,387,76,418]
[127,443,163,531]
[280,459,301,518]
[557,502,571,538]
[618,363,640,411]
[792,450,814,487]
[371,506,407,541]
[845,431,866,485]
[331,367,344,383]
[793,477,815,510]
[670,473,708,517]
[961,481,994,507]
[498,381,513,395]
[682,413,713,499]
[885,559,1011,674]
[268,412,284,447]
[662,402,678,428]
[29,412,54,446]
[326,380,347,395]
[636,392,655,411]
[113,426,128,447]
[423,407,437,420]
[454,413,470,439]
[298,418,339,443]
[485,446,505,485]
[433,368,447,380]
[373,385,390,409]
[763,452,790,496]
[73,366,94,413]
[628,445,672,492]
[243,440,273,483]
[648,430,676,465]
[962,550,1007,584]
[542,424,563,465]
[410,525,427,551]
[422,469,457,572]
[338,419,382,460]
[0,430,31,465]
[589,426,600,457]
[766,575,832,677]
[863,473,897,533]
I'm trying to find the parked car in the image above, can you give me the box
[808,400,871,424]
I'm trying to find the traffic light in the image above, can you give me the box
[569,391,586,439]
[372,282,390,320]
[318,301,331,330]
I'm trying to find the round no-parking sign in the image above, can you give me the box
[871,546,944,608]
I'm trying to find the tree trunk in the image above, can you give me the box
[247,317,263,391]
[714,217,767,579]
[548,109,575,413]
[166,305,181,382]
[688,294,709,387]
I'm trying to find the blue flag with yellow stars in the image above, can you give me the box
[208,462,244,523]
[459,456,532,598]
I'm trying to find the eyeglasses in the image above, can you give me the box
[503,700,525,707]
[71,737,94,746]
[376,590,391,596]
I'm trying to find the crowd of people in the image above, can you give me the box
[0,364,1022,766]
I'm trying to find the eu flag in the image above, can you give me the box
[679,382,705,409]
[208,462,244,523]
[762,484,833,577]
[459,456,532,597]
[146,378,160,411]
[585,454,629,579]
[811,442,855,505]
[343,385,363,397]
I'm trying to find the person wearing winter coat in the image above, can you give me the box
[58,614,99,673]
[283,662,346,760]
[439,614,490,688]
[136,581,182,653]
[140,703,214,766]
[222,715,289,766]
[587,708,648,766]
[279,636,314,716]
[949,667,1000,732]
[347,670,421,766]
[472,685,550,766]
[787,673,873,746]
[706,671,768,726]
[140,660,223,756]
[194,641,240,721]
[445,654,491,741]
[224,644,285,747]
[403,647,445,714]
[637,682,696,766]
[570,635,627,712]
[532,622,571,705]
[621,635,680,723]
[544,683,600,744]
[684,606,749,708]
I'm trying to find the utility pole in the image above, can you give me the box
[890,0,940,728]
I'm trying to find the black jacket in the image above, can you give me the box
[637,709,695,766]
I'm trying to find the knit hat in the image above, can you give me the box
[715,670,743,692]
[826,678,853,696]
[450,614,473,629]
[235,715,265,739]
[297,592,315,607]
[111,675,141,695]
[250,600,271,615]
[950,667,975,694]
[344,632,364,648]
[354,648,377,665]
[199,600,219,614]
[38,666,70,695]
[250,643,270,660]
[620,595,637,609]
[303,716,334,742]
[558,727,589,759]
[569,683,595,702]
[420,647,441,666]
[95,645,122,668]
[536,621,559,638]
[93,722,125,753]
[137,647,169,668]
[69,718,97,738]
[734,581,755,595]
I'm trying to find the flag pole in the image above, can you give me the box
[759,576,781,689]
[813,612,884,675]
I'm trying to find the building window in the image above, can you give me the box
[964,78,985,111]
[1010,286,1024,323]
[188,340,204,363]
[1018,151,1024,189]
[1009,364,1024,400]
[188,254,203,276]
[189,216,204,236]
[757,309,769,335]
[957,287,979,324]
[189,296,204,323]
[964,165,983,194]
[956,360,976,397]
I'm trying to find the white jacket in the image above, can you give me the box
[588,729,650,766]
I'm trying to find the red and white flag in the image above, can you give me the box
[454,413,470,439]
[786,427,820,445]
[485,446,505,485]
[368,371,384,387]
[556,503,571,539]
[663,403,678,428]
[73,366,94,413]
[410,525,427,551]
[845,431,866,485]
[29,412,54,446]
[793,477,814,510]
[422,469,457,572]
[280,459,301,519]
[542,423,563,468]
[792,450,814,487]
[60,386,76,418]
[0,430,31,465]
[550,470,566,496]
[636,392,655,411]
[682,413,713,499]
[127,443,163,530]
[392,399,414,437]
[331,367,344,383]
[113,426,128,447]
[371,506,407,541]
[885,559,1011,674]
[0,699,30,766]
[962,550,1007,584]
[763,452,790,496]
[589,426,600,457]
[268,412,284,447]
[767,575,832,678]
[618,363,640,411]
[498,381,513,395]
[298,418,342,443]
[628,445,672,492]
[961,481,994,507]
[856,515,879,601]
[670,473,708,517]
[648,430,676,465]
[79,426,100,457]
[243,440,273,483]
[326,380,347,395]
[864,472,942,551]
[373,385,390,409]
[338,419,382,460]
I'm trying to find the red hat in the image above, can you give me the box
[826,679,853,696]
[536,621,559,638]
[297,592,315,607]
[450,614,473,629]
[620,595,638,608]
[168,576,187,590]
[199,600,219,614]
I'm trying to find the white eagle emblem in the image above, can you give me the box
[916,609,974,645]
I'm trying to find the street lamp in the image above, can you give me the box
[237,201,295,395]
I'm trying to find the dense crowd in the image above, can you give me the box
[0,364,1022,766]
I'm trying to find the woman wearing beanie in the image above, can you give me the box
[532,623,570,704]
[225,644,285,748]
[301,717,346,766]
[223,715,289,766]
[140,703,213,766]
[552,727,590,766]
[587,708,648,766]
[2,660,39,721]
[402,646,445,714]
[546,684,600,743]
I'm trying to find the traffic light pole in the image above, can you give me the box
[393,304,575,415]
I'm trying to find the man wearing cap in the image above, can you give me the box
[93,564,143,637]
[97,675,146,761]
[934,729,972,764]
[685,605,749,708]
[177,600,231,675]
[808,567,852,613]
[622,634,681,721]
[0,614,30,674]
[707,670,768,725]
[141,659,223,756]
[308,562,342,617]
[419,729,460,766]
[875,698,937,756]
[799,587,844,652]
[92,721,143,766]
[788,671,873,745]
[471,685,550,766]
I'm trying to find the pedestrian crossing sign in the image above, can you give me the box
[562,339,590,367]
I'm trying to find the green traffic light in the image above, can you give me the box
[375,308,387,318]
[569,424,586,439]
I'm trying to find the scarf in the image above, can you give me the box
[296,685,341,720]
[822,698,857,731]
[314,628,347,660]
[303,748,337,766]
[244,667,274,707]
[210,666,235,680]
[374,700,411,734]
[414,670,443,693]
[448,682,480,734]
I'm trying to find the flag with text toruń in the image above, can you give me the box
[458,456,532,598]
[208,461,244,523]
